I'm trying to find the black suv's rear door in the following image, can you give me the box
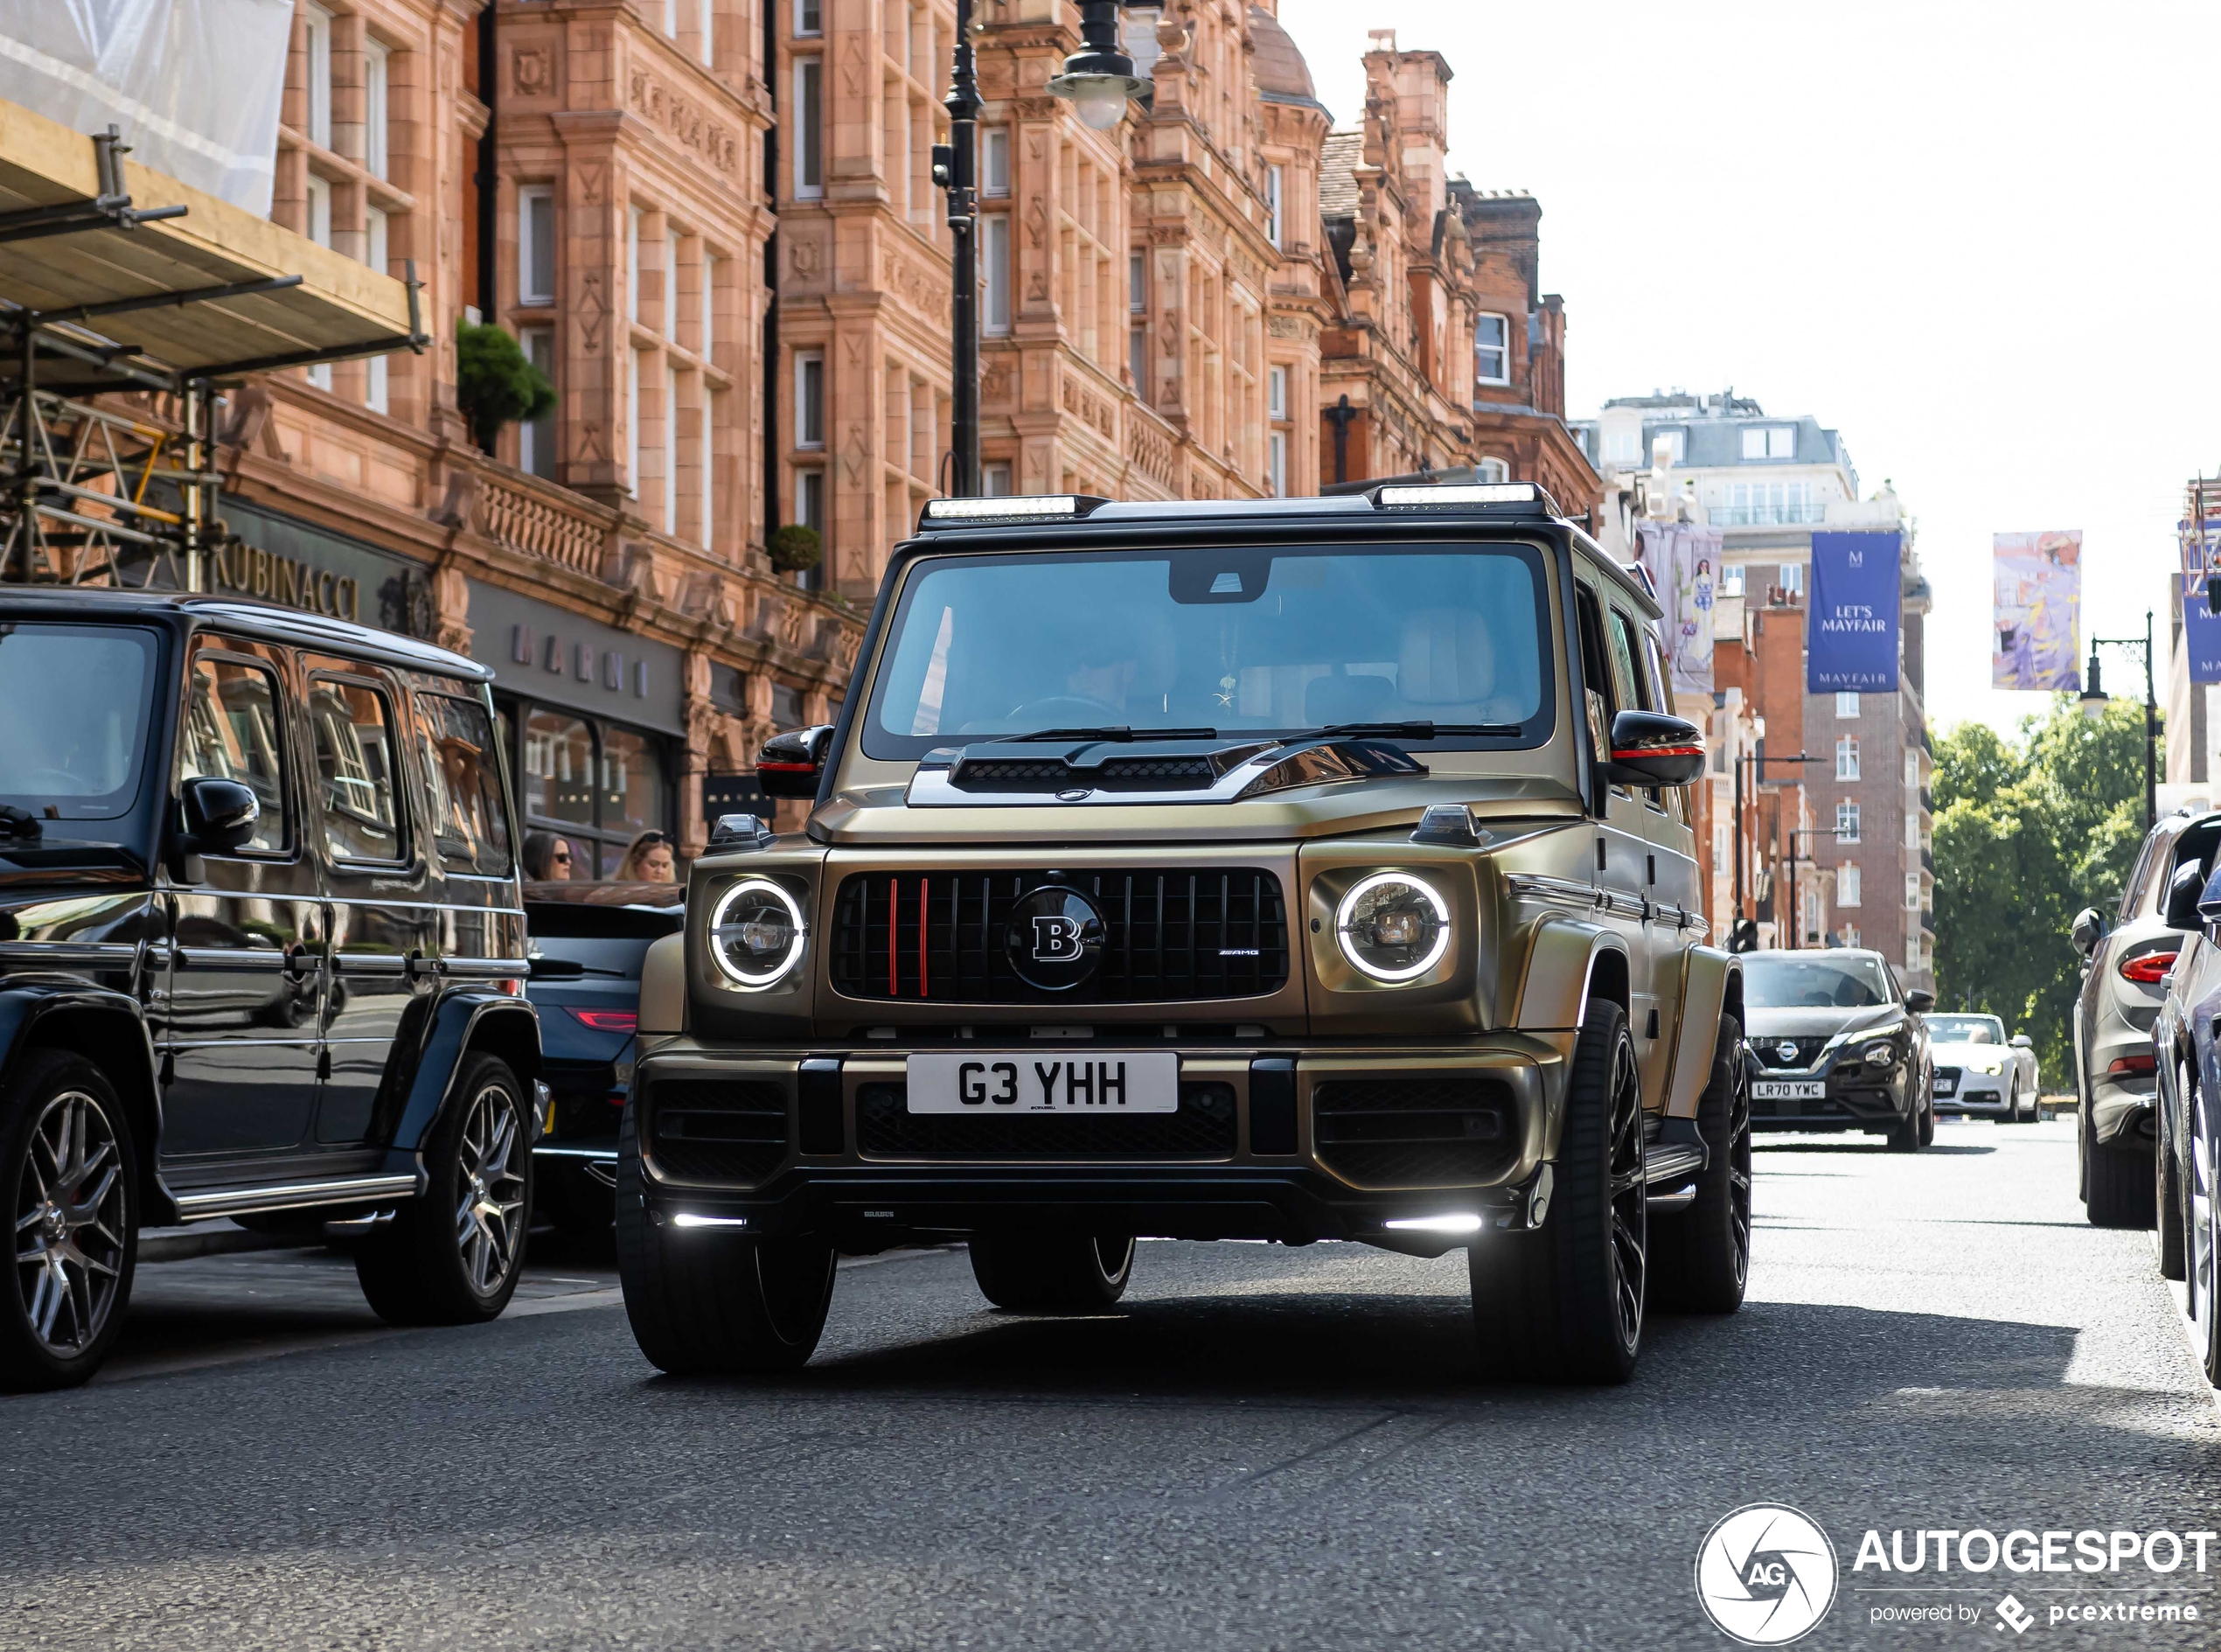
[301,658,439,1147]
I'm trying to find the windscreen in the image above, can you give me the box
[0,624,160,821]
[1925,1015,2001,1044]
[862,544,1553,759]
[1742,953,1895,1010]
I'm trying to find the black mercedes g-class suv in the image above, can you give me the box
[2,590,540,1391]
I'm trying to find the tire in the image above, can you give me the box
[2085,1133,2156,1229]
[2159,1064,2188,1279]
[1649,1014,1751,1314]
[2001,1079,2020,1125]
[1471,1000,1646,1384]
[3,1050,138,1392]
[355,1053,533,1326]
[615,1105,835,1374]
[2189,1073,2221,1387]
[969,1233,1135,1311]
[1887,1091,1923,1153]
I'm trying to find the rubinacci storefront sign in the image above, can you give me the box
[209,537,364,621]
[212,498,435,638]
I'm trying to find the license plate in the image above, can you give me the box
[1752,1080,1825,1100]
[905,1052,1180,1113]
[1932,1077,1958,1097]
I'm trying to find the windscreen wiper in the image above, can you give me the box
[988,726,1222,743]
[1317,721,1524,740]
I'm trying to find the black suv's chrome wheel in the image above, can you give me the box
[455,1080,527,1295]
[355,1054,532,1326]
[3,1051,137,1391]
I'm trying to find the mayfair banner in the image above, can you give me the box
[2181,575,2221,686]
[1993,530,2083,690]
[1635,522,1721,694]
[1806,531,1901,694]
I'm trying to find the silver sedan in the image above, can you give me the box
[1927,1013,2042,1122]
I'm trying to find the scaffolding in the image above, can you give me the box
[0,115,426,594]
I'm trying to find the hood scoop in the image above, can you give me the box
[906,735,1425,807]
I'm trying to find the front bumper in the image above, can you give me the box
[630,1035,1570,1251]
[1746,1051,1916,1133]
[1932,1070,2011,1116]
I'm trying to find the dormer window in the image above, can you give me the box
[1740,424,1796,460]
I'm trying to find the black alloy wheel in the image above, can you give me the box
[1651,1014,1752,1314]
[614,1104,839,1375]
[969,1232,1136,1312]
[1471,1000,1646,1384]
[3,1051,137,1392]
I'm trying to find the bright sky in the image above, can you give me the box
[1275,0,2221,742]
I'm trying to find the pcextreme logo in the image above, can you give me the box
[1695,1504,1841,1645]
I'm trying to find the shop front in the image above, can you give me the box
[466,579,687,881]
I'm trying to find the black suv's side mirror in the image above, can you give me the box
[1603,710,1705,788]
[178,776,260,854]
[2069,906,2106,957]
[1905,988,1935,1012]
[755,724,835,800]
[2166,862,2207,931]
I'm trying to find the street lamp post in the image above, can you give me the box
[2078,609,2158,831]
[1730,749,1822,951]
[933,0,983,498]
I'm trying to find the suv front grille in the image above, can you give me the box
[829,869,1289,1003]
[1312,1078,1516,1187]
[854,1080,1236,1158]
[646,1079,788,1183]
[1749,1036,1828,1070]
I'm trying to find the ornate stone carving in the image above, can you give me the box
[513,48,550,97]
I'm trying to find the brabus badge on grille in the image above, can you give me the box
[1776,1041,1801,1063]
[1005,885,1106,992]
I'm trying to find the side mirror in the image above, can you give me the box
[1603,709,1704,788]
[2166,862,2207,931]
[755,723,836,800]
[2069,906,2106,957]
[178,776,259,854]
[1905,988,1935,1012]
[2009,1034,2034,1049]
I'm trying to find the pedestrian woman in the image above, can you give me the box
[523,831,577,882]
[615,829,677,883]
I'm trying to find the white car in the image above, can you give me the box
[1927,1013,2041,1122]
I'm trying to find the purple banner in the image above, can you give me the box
[2184,575,2221,687]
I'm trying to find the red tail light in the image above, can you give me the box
[567,1007,639,1033]
[2107,1052,2158,1077]
[2119,951,2179,984]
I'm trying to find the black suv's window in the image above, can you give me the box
[180,654,289,854]
[310,677,407,864]
[417,692,512,876]
[0,623,158,820]
[863,544,1552,758]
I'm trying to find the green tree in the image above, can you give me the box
[1930,695,2153,1080]
[455,321,556,453]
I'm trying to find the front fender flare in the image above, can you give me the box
[0,979,169,1219]
[380,995,541,1168]
[1513,916,1629,1032]
[1661,945,1739,1120]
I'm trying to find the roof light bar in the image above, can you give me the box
[923,494,1088,522]
[1376,483,1540,508]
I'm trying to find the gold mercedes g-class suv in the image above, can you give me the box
[617,482,1748,1384]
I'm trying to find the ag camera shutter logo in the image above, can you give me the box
[1695,1504,1840,1645]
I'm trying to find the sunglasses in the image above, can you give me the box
[551,847,573,864]
[636,833,670,847]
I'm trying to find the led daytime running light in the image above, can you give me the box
[708,877,808,989]
[1334,871,1452,982]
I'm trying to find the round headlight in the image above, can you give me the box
[1335,873,1452,982]
[1861,1040,1898,1066]
[708,878,807,989]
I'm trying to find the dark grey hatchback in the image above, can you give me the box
[1,590,540,1391]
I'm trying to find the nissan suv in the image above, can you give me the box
[616,484,1747,1384]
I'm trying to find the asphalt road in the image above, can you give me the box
[7,1114,2221,1651]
